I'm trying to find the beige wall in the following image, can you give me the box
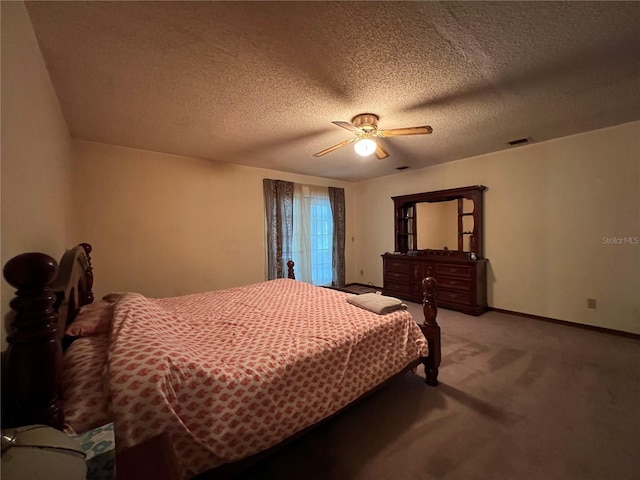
[71,140,355,300]
[1,2,73,349]
[354,121,640,334]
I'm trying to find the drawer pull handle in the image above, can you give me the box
[450,280,458,285]
[449,268,458,273]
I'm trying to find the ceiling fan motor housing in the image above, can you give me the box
[351,113,379,132]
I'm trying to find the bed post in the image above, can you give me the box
[287,260,295,279]
[421,276,441,386]
[2,252,64,429]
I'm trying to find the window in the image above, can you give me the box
[292,185,333,286]
[263,179,345,287]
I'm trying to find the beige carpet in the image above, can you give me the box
[229,304,640,480]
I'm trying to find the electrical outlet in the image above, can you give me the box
[587,298,597,309]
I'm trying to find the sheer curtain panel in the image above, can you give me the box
[293,185,333,285]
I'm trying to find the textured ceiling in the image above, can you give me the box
[25,1,640,182]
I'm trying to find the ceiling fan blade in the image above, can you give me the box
[374,141,389,160]
[332,121,361,132]
[312,138,355,157]
[378,125,433,137]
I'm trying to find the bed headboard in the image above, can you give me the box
[52,243,95,339]
[2,243,94,430]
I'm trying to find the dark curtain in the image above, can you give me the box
[328,186,346,287]
[263,179,294,279]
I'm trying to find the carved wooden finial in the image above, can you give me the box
[3,252,58,291]
[3,252,64,429]
[422,276,438,327]
[287,260,295,280]
[79,243,92,256]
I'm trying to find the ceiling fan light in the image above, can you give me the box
[354,138,377,157]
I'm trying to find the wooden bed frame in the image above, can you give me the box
[1,243,441,469]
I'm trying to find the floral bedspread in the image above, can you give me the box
[107,279,427,479]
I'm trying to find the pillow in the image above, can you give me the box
[65,301,114,337]
[102,292,125,303]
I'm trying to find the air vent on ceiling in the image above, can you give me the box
[508,137,529,146]
[396,166,409,170]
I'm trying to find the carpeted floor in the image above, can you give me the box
[231,304,640,480]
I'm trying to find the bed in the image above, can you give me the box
[2,243,441,479]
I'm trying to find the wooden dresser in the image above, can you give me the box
[382,253,487,316]
[383,185,488,316]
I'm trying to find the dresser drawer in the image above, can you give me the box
[385,260,410,273]
[412,263,435,281]
[437,276,471,291]
[385,270,410,283]
[384,280,409,295]
[438,289,473,305]
[437,264,472,278]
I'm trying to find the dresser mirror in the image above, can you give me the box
[416,198,476,251]
[392,185,486,258]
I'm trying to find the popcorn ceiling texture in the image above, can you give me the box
[25,1,640,182]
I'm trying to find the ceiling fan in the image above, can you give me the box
[313,113,433,160]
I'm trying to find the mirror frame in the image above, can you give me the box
[392,185,487,258]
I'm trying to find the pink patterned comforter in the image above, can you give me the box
[108,279,427,479]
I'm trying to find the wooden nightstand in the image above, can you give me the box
[116,432,180,480]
